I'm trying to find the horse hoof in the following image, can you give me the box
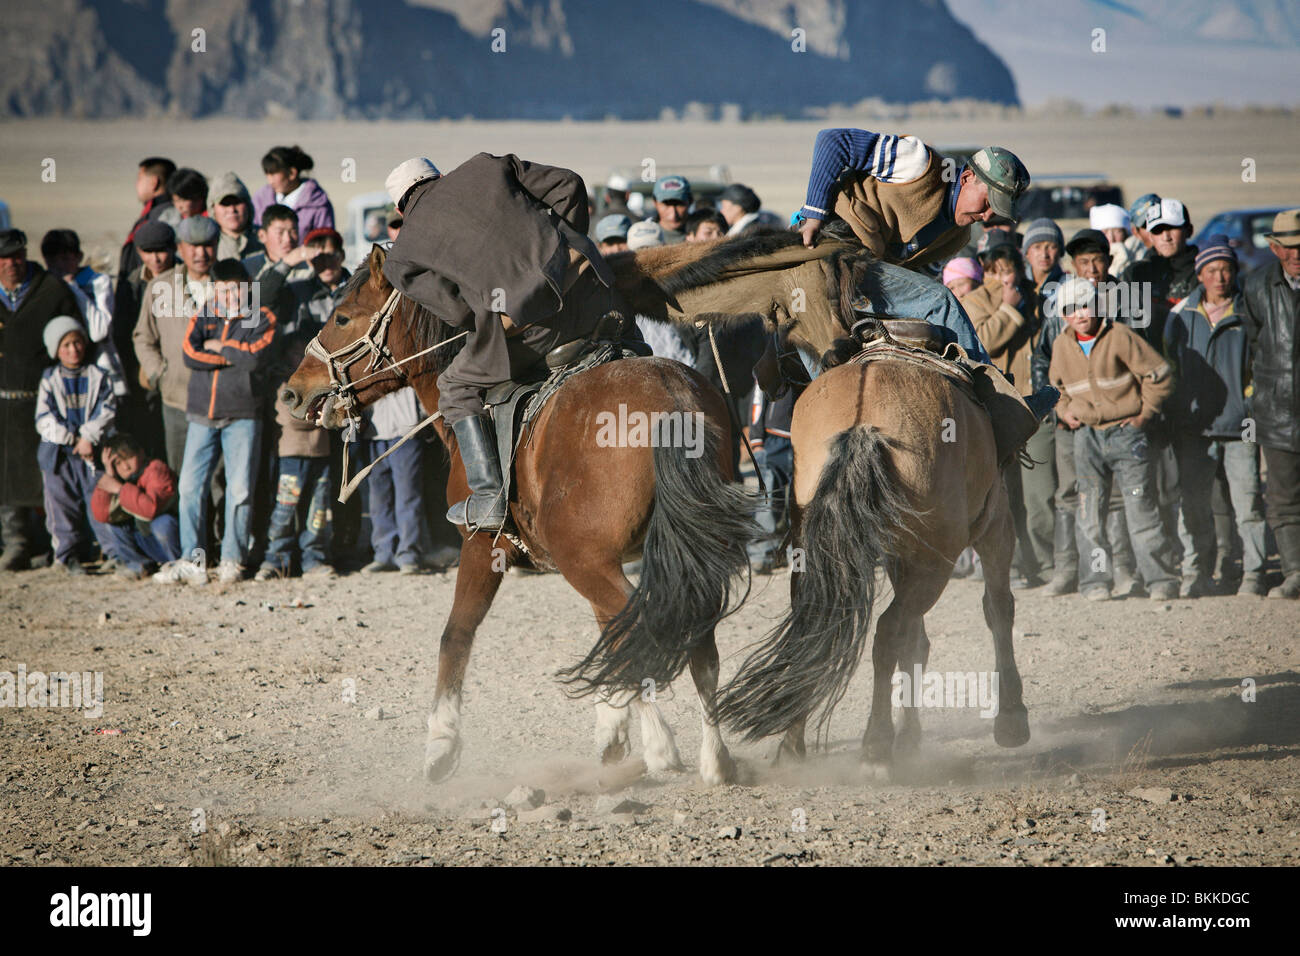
[599,737,629,765]
[861,759,891,783]
[862,736,892,765]
[645,749,686,774]
[894,725,921,758]
[701,752,738,787]
[994,706,1030,748]
[424,736,462,783]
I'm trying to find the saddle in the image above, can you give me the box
[828,313,1038,468]
[483,311,652,508]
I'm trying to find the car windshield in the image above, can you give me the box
[1248,213,1277,249]
[1202,214,1243,241]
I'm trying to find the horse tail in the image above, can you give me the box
[717,424,917,743]
[559,413,758,698]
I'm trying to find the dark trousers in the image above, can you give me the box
[362,438,426,566]
[436,270,621,424]
[99,513,180,570]
[261,456,332,573]
[1075,424,1178,591]
[1262,445,1300,532]
[1020,417,1056,572]
[161,403,190,475]
[40,448,111,565]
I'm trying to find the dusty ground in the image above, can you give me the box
[1,552,1296,867]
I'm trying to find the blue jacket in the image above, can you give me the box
[1162,287,1252,440]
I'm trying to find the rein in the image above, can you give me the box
[303,287,468,502]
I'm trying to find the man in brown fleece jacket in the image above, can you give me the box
[1048,276,1179,601]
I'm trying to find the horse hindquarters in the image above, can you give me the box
[718,423,917,744]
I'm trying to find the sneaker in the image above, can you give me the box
[1011,573,1045,590]
[1148,581,1179,601]
[115,564,148,581]
[254,566,280,582]
[1268,571,1300,600]
[56,559,87,576]
[1237,573,1267,597]
[425,544,461,572]
[99,556,119,573]
[152,560,207,585]
[1179,574,1213,599]
[1082,586,1111,602]
[1043,574,1076,597]
[398,563,428,576]
[302,564,337,579]
[1112,571,1141,598]
[216,560,244,584]
[361,560,398,574]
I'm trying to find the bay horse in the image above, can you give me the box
[281,246,757,785]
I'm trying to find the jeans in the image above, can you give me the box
[1075,424,1178,592]
[1176,436,1266,577]
[261,456,333,573]
[859,261,991,362]
[361,437,426,565]
[99,513,180,571]
[747,435,793,562]
[178,418,262,567]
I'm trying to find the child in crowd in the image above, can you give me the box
[1048,276,1179,601]
[35,316,117,573]
[91,433,180,579]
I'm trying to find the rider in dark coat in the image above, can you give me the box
[380,155,621,532]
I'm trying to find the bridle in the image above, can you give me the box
[301,284,468,503]
[303,288,407,415]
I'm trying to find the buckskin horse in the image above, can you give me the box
[609,226,1032,770]
[281,245,757,785]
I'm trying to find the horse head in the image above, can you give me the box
[283,244,423,430]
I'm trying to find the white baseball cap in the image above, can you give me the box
[1145,198,1187,231]
[1089,203,1130,232]
[626,220,664,250]
[606,174,630,192]
[385,157,441,209]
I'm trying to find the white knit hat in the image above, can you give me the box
[43,315,87,359]
[385,158,441,209]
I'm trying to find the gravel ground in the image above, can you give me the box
[1,559,1296,867]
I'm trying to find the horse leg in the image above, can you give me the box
[425,533,505,782]
[862,597,906,771]
[893,615,931,758]
[972,496,1030,747]
[687,630,737,785]
[774,716,807,765]
[581,569,685,774]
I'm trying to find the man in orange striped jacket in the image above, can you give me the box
[162,259,277,586]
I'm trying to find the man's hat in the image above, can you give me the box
[606,174,631,192]
[1066,228,1110,258]
[1146,198,1188,232]
[595,214,632,243]
[976,228,1014,258]
[211,172,251,206]
[969,147,1030,222]
[176,216,220,245]
[1129,193,1162,230]
[133,220,176,252]
[627,220,665,249]
[1265,208,1300,248]
[385,158,441,209]
[0,228,27,257]
[1089,203,1130,232]
[652,175,691,203]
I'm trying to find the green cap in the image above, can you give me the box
[969,146,1030,222]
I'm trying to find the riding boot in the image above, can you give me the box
[0,506,31,572]
[964,356,1059,466]
[1268,524,1300,600]
[446,414,509,532]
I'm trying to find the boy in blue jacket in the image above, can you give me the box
[157,259,276,585]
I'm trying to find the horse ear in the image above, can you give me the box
[368,244,388,289]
